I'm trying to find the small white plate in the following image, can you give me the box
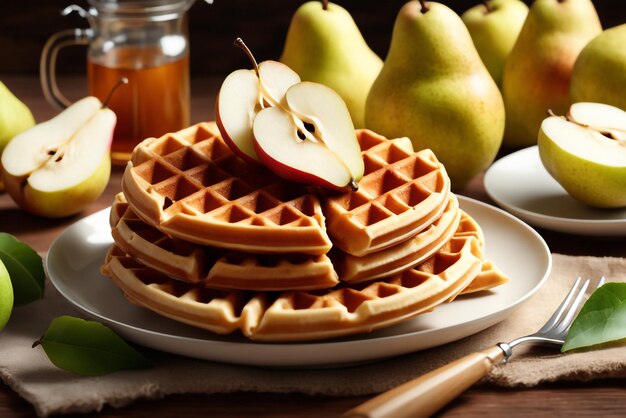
[484,146,626,236]
[46,196,551,368]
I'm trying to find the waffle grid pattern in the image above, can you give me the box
[123,122,332,254]
[102,123,511,341]
[333,194,462,283]
[102,210,500,341]
[323,131,451,256]
[111,194,339,290]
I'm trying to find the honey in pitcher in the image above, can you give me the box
[88,48,190,164]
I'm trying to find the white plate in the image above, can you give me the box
[484,146,626,236]
[46,196,551,368]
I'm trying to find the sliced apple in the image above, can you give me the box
[216,39,300,163]
[253,82,363,191]
[538,102,626,209]
[1,97,115,218]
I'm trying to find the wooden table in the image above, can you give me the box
[1,75,624,417]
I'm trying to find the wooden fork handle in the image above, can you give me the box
[343,345,505,418]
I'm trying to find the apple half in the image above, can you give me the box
[1,96,114,218]
[216,60,301,163]
[253,82,364,191]
[538,102,626,209]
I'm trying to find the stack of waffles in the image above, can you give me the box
[101,122,509,341]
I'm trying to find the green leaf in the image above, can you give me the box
[0,233,44,306]
[562,282,626,352]
[34,316,152,376]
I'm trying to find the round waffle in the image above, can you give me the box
[110,193,339,291]
[111,191,462,289]
[101,210,497,342]
[122,125,450,257]
[331,194,461,283]
[122,122,332,255]
[323,130,451,256]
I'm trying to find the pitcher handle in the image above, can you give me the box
[40,28,92,109]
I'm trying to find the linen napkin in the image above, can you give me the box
[1,254,625,417]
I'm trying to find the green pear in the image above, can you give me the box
[0,259,13,331]
[0,81,35,191]
[461,0,529,86]
[365,0,505,189]
[280,1,383,128]
[571,24,626,112]
[0,81,35,154]
[502,0,601,148]
[1,97,114,218]
[538,102,626,209]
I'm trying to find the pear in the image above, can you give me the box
[461,0,529,86]
[0,82,35,154]
[0,81,35,191]
[217,38,301,164]
[365,0,505,189]
[571,24,626,112]
[0,259,12,331]
[2,96,116,218]
[280,0,383,128]
[502,0,601,149]
[538,103,626,209]
[2,79,128,217]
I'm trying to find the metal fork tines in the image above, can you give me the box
[497,276,606,361]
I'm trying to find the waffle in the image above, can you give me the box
[460,260,509,295]
[332,194,461,283]
[123,126,450,258]
[323,130,451,256]
[122,122,332,255]
[101,208,491,342]
[110,193,339,291]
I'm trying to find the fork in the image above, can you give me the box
[343,276,605,418]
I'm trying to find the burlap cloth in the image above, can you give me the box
[1,253,625,417]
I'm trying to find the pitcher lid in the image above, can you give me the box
[88,0,193,16]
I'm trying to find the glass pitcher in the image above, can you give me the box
[41,0,205,164]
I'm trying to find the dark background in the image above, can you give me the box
[1,0,625,76]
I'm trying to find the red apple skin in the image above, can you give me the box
[253,138,353,192]
[215,98,262,165]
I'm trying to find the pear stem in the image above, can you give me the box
[482,1,492,13]
[103,77,128,108]
[234,37,260,77]
[349,180,359,192]
[32,339,42,348]
[418,0,429,13]
[322,0,329,10]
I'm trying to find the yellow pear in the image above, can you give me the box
[571,24,626,111]
[280,1,383,128]
[365,1,504,189]
[461,0,529,86]
[0,81,35,191]
[502,0,601,148]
